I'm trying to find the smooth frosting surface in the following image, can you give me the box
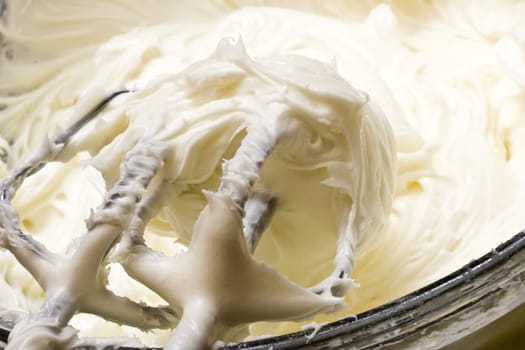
[1,0,525,347]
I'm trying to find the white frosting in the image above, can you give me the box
[1,0,525,347]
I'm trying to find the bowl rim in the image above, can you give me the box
[218,228,525,349]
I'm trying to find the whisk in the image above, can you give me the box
[0,38,395,350]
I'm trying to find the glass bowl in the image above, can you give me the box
[1,229,524,349]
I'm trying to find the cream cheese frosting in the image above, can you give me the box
[1,0,525,348]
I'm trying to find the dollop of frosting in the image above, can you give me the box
[0,8,396,349]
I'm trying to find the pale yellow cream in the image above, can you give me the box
[1,0,525,348]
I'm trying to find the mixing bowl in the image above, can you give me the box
[1,1,525,349]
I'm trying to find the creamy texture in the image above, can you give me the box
[1,0,525,347]
[0,34,394,348]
